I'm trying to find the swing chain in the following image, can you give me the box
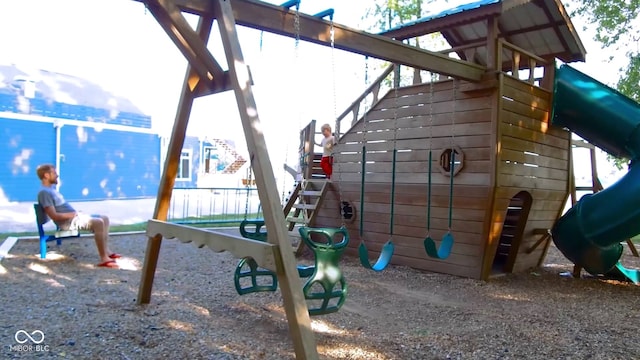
[429,73,435,149]
[393,70,399,145]
[282,3,302,205]
[329,20,347,227]
[451,78,457,149]
[244,157,253,219]
[426,72,436,236]
[293,2,300,48]
[294,4,310,226]
[359,57,370,238]
[390,66,400,238]
[330,20,338,140]
[448,79,458,231]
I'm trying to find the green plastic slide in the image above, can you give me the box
[550,65,640,282]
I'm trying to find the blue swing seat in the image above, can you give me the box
[34,204,79,259]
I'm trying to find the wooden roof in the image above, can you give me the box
[381,0,586,64]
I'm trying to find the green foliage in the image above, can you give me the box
[365,0,425,31]
[571,0,640,48]
[617,53,640,103]
[570,0,640,100]
[364,0,447,87]
[606,154,630,170]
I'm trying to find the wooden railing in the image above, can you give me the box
[437,39,550,85]
[498,39,548,84]
[332,40,551,140]
[334,64,395,141]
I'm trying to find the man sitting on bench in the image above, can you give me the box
[36,164,121,268]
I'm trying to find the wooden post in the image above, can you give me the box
[540,62,556,91]
[512,51,520,79]
[528,58,537,84]
[211,1,318,358]
[137,15,214,305]
[486,16,498,71]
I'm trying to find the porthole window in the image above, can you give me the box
[340,201,356,223]
[438,145,464,177]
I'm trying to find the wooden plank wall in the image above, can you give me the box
[484,74,570,278]
[315,78,498,278]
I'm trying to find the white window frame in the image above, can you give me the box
[202,145,219,174]
[176,149,192,181]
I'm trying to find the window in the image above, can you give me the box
[438,145,464,177]
[177,150,191,181]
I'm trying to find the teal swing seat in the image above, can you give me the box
[358,240,395,272]
[423,151,456,259]
[358,147,396,272]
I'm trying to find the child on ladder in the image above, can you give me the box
[317,123,336,180]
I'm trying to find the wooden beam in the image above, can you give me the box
[146,0,225,83]
[438,40,486,56]
[146,220,278,271]
[137,14,215,306]
[144,0,485,81]
[210,0,318,358]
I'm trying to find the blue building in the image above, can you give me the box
[0,64,161,202]
[172,136,247,189]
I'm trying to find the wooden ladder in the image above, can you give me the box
[284,179,328,230]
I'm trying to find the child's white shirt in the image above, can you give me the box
[321,135,336,157]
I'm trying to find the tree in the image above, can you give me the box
[570,0,640,169]
[364,0,452,86]
[365,0,424,32]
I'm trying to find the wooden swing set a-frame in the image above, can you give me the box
[135,0,486,358]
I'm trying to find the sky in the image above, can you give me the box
[0,0,631,184]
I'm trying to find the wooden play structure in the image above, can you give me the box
[134,0,590,357]
[310,0,586,280]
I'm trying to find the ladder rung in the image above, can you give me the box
[286,217,307,224]
[575,186,596,191]
[300,190,322,196]
[293,204,316,210]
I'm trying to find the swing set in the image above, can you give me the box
[136,0,487,356]
[357,68,458,272]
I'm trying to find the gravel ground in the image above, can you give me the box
[2,231,640,359]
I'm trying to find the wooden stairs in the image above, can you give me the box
[212,138,247,174]
[282,178,328,255]
[284,179,329,231]
[493,197,526,272]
